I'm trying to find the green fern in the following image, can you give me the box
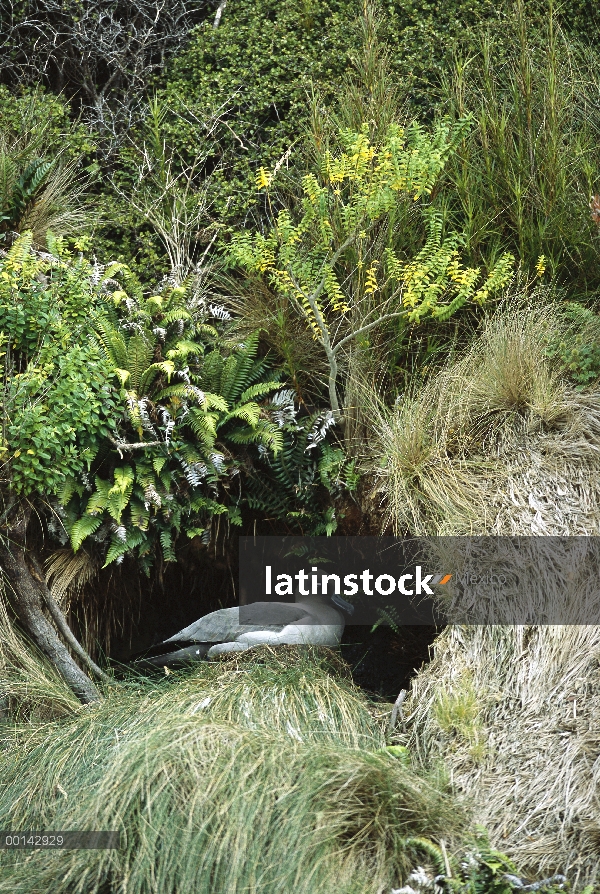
[94,317,129,371]
[69,515,102,552]
[238,381,281,402]
[201,333,271,404]
[245,417,322,529]
[11,159,54,217]
[65,272,346,565]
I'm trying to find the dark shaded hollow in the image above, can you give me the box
[101,541,439,698]
[339,625,440,701]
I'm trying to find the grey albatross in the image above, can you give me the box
[135,593,353,668]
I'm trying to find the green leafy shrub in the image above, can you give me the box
[59,285,300,566]
[545,302,600,387]
[228,121,513,427]
[0,233,119,494]
[160,0,363,224]
[246,414,358,534]
[0,234,348,577]
[0,86,95,160]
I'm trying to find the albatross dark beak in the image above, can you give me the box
[330,594,355,616]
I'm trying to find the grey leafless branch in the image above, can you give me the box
[0,0,209,148]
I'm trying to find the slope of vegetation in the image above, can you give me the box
[1,0,600,889]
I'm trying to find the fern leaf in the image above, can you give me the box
[165,340,206,361]
[219,401,261,428]
[107,466,134,523]
[189,409,218,450]
[70,515,102,552]
[160,529,176,562]
[94,317,129,369]
[127,335,155,394]
[152,455,167,475]
[139,360,175,394]
[103,539,127,567]
[203,392,229,412]
[85,478,111,514]
[130,498,150,531]
[57,476,78,506]
[160,308,191,326]
[238,381,281,403]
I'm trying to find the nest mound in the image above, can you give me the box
[376,302,600,887]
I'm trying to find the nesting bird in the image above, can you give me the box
[135,592,353,668]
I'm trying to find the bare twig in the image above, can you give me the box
[0,0,205,147]
[109,436,163,458]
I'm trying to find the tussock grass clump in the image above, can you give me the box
[0,647,460,894]
[373,302,600,887]
[404,625,600,889]
[376,300,600,536]
[0,585,80,722]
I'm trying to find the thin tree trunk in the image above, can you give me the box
[40,586,111,684]
[0,504,101,704]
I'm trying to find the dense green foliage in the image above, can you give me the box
[94,0,600,279]
[161,0,362,219]
[437,3,600,296]
[0,86,94,160]
[0,0,598,558]
[0,88,96,247]
[0,234,117,495]
[0,235,347,576]
[229,121,513,420]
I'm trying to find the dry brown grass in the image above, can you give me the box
[373,301,600,888]
[403,625,600,888]
[374,301,600,536]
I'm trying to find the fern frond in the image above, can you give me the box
[160,308,191,326]
[94,317,129,370]
[155,382,208,407]
[227,421,284,455]
[107,466,134,523]
[219,401,261,428]
[238,381,281,403]
[70,515,102,552]
[139,360,175,394]
[127,334,155,394]
[85,478,111,514]
[165,340,206,362]
[189,408,218,450]
[160,528,176,562]
[203,392,229,412]
[130,498,151,530]
[11,159,54,217]
[104,539,126,567]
